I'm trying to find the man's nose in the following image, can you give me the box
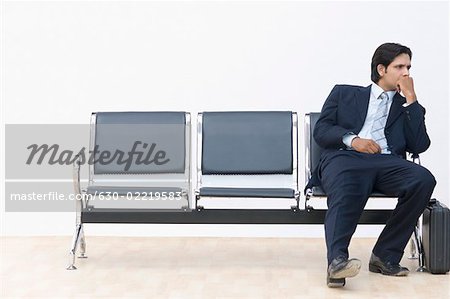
[403,68,410,76]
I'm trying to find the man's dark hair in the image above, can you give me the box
[371,43,412,83]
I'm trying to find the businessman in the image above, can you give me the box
[311,43,436,287]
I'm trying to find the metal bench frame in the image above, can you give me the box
[66,111,425,271]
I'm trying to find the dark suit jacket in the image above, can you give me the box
[307,84,431,189]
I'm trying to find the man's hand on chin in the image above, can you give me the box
[396,76,417,104]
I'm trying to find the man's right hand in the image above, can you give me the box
[351,137,381,154]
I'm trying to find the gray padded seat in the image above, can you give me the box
[307,112,395,198]
[202,111,293,175]
[198,111,297,200]
[94,112,186,174]
[310,186,390,198]
[199,187,295,198]
[86,111,190,209]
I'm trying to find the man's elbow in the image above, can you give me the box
[314,136,327,149]
[408,138,431,155]
[313,127,327,149]
[418,139,431,154]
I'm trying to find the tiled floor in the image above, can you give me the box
[1,236,449,298]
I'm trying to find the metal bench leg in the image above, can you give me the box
[66,223,82,270]
[78,225,87,259]
[408,233,419,259]
[414,216,426,272]
[68,155,85,269]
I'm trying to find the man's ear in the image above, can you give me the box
[377,64,386,77]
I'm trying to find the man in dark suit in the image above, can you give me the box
[312,43,436,287]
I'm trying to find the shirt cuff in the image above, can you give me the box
[343,133,358,149]
[402,100,417,107]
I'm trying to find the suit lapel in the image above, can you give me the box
[356,85,371,126]
[385,93,405,128]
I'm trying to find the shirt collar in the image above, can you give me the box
[371,83,396,101]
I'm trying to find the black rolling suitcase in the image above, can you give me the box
[422,198,450,274]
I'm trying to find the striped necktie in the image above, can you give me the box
[371,92,390,154]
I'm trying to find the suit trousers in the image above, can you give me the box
[318,151,436,265]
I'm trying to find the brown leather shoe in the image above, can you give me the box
[369,253,409,276]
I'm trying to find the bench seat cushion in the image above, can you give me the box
[199,187,295,198]
[311,186,395,198]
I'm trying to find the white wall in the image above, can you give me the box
[1,0,449,237]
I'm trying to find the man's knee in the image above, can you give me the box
[417,167,436,189]
[408,166,436,194]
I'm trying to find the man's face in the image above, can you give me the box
[377,53,411,91]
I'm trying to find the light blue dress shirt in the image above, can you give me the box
[342,84,397,154]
